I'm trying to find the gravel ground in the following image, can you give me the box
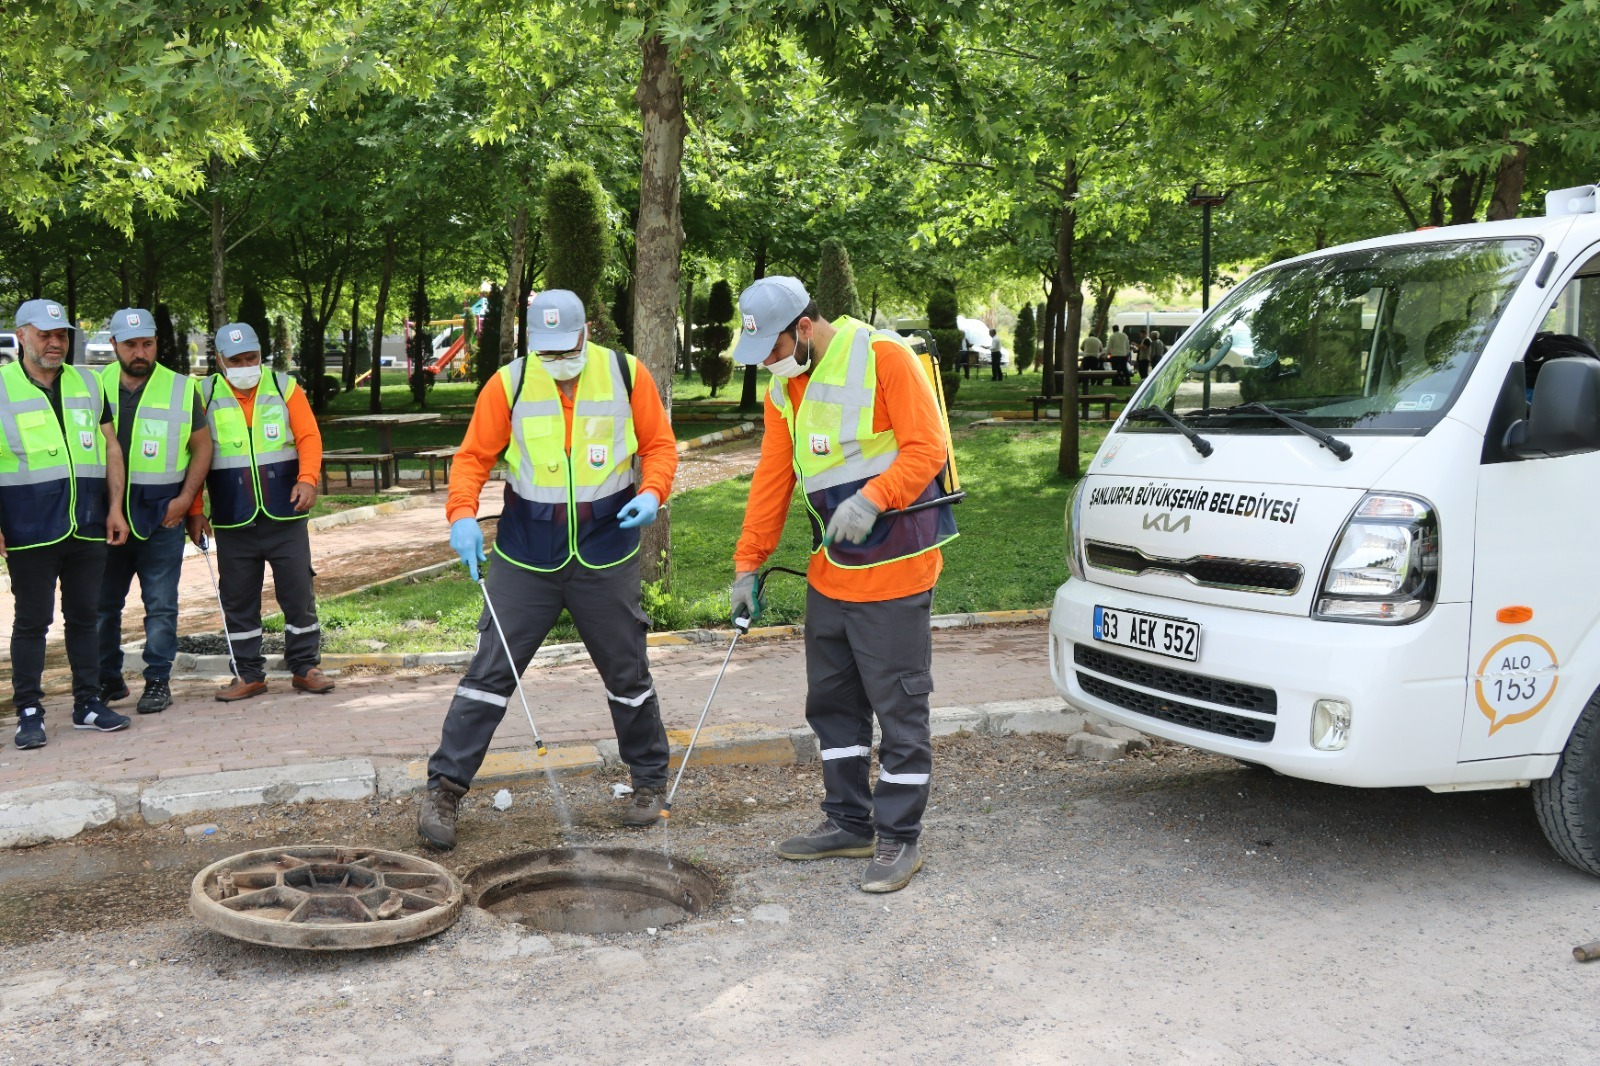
[3,734,1598,1064]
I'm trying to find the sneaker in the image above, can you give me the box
[860,839,923,894]
[101,678,131,702]
[14,707,45,750]
[776,817,876,860]
[136,679,172,715]
[621,785,664,827]
[72,698,131,733]
[417,778,467,850]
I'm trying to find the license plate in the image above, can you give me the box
[1093,605,1200,662]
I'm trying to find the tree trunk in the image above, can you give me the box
[65,257,78,363]
[739,234,767,412]
[208,158,227,375]
[1041,276,1060,399]
[1428,184,1445,228]
[1056,160,1083,478]
[500,204,528,364]
[1090,280,1114,340]
[1447,172,1480,226]
[370,227,396,414]
[345,285,361,391]
[1487,143,1530,222]
[633,32,688,588]
[517,245,536,363]
[869,286,879,324]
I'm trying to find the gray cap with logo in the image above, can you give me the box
[526,290,587,353]
[216,322,261,358]
[110,308,157,343]
[14,299,74,332]
[732,276,811,365]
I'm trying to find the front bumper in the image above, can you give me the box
[1049,579,1544,787]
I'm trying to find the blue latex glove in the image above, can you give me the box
[450,517,487,580]
[616,491,661,530]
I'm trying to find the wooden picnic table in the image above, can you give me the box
[327,412,444,456]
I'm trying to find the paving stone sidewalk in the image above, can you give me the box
[0,622,1054,793]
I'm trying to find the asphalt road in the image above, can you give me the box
[2,733,1597,1064]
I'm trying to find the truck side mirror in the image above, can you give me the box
[1502,358,1600,458]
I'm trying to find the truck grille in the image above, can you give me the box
[1086,541,1302,594]
[1077,672,1277,743]
[1074,644,1277,714]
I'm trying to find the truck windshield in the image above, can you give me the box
[1134,238,1541,433]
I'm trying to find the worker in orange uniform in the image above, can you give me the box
[730,276,957,893]
[185,323,333,701]
[418,290,679,851]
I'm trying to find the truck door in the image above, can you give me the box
[1463,246,1600,762]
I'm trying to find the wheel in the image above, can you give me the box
[1215,366,1235,383]
[1532,686,1600,875]
[322,374,342,397]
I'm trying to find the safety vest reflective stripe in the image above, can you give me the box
[0,362,109,548]
[104,365,192,487]
[202,373,303,527]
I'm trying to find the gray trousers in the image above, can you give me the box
[805,586,935,843]
[216,519,320,681]
[427,554,669,792]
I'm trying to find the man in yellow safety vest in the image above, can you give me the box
[5,299,131,750]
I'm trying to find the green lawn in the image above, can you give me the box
[287,419,1106,654]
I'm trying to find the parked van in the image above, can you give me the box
[1053,184,1600,874]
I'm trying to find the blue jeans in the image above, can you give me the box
[97,523,186,684]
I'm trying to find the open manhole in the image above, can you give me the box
[191,845,463,950]
[464,847,717,935]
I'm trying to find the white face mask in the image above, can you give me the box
[540,351,587,381]
[765,328,811,378]
[224,364,262,390]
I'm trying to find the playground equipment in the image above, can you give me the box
[355,317,476,388]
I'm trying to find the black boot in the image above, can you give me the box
[137,679,172,715]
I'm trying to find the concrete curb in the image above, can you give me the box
[307,493,432,531]
[676,421,757,454]
[168,608,1049,678]
[0,697,1140,846]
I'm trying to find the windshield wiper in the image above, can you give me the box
[1124,405,1214,457]
[1195,401,1353,461]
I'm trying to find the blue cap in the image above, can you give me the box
[526,290,587,352]
[732,277,810,365]
[14,299,74,332]
[109,308,156,343]
[216,322,260,358]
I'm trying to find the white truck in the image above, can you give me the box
[1052,184,1600,875]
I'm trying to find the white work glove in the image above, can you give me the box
[823,491,881,546]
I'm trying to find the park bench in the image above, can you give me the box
[1030,393,1121,422]
[412,446,461,492]
[320,449,395,492]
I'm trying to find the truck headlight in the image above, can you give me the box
[1313,493,1438,624]
[1065,479,1087,580]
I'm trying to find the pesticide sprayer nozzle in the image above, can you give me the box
[536,745,548,756]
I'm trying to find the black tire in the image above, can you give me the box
[1531,686,1600,875]
[1216,366,1235,383]
[321,374,342,397]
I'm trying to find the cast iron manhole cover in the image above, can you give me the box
[465,847,716,935]
[191,845,463,949]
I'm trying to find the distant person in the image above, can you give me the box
[1106,324,1131,386]
[1079,331,1104,371]
[959,341,973,380]
[186,323,332,702]
[1150,329,1168,367]
[6,299,130,751]
[989,328,1003,381]
[97,309,213,715]
[1135,332,1152,380]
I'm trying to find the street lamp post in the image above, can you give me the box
[1187,183,1229,408]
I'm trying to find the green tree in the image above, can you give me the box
[272,316,291,375]
[694,281,735,397]
[154,303,182,374]
[477,284,504,394]
[541,161,614,344]
[816,237,862,320]
[926,280,964,371]
[236,285,271,366]
[298,303,327,410]
[1013,302,1036,374]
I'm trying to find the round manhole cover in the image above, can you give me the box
[465,847,717,935]
[191,846,463,950]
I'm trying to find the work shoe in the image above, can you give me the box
[101,678,130,702]
[776,818,876,860]
[292,667,335,694]
[216,677,267,702]
[860,839,923,894]
[417,779,468,850]
[14,707,45,750]
[136,679,172,715]
[72,698,131,733]
[621,786,664,827]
